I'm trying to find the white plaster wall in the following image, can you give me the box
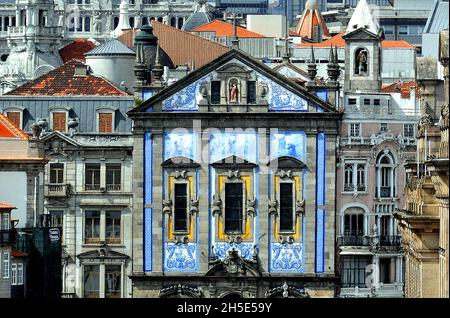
[0,171,27,228]
[86,56,135,92]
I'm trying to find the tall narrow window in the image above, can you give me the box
[344,164,354,191]
[211,81,221,104]
[344,214,364,237]
[350,123,360,137]
[6,111,21,129]
[85,163,100,191]
[105,211,121,244]
[50,163,64,184]
[404,124,414,138]
[85,211,100,244]
[98,113,113,133]
[84,16,91,32]
[17,263,23,285]
[11,263,17,285]
[224,183,243,233]
[279,183,294,232]
[173,184,188,232]
[106,164,121,191]
[247,81,256,104]
[52,112,67,132]
[49,210,63,228]
[357,164,366,191]
[1,213,10,230]
[379,215,390,236]
[84,265,100,298]
[379,258,394,284]
[2,252,9,279]
[105,266,121,298]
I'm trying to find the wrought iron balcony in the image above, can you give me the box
[378,235,401,246]
[45,184,68,197]
[106,184,121,191]
[0,229,16,246]
[337,235,372,246]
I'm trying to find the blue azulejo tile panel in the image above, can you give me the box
[209,131,257,163]
[143,132,152,272]
[269,131,306,161]
[214,243,255,260]
[163,243,198,272]
[163,131,198,161]
[257,74,308,111]
[270,243,304,272]
[143,90,153,106]
[315,132,326,273]
[162,75,208,111]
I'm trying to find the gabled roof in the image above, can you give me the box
[295,0,330,39]
[5,59,130,96]
[0,203,17,210]
[345,0,380,36]
[117,22,230,69]
[0,113,29,140]
[86,38,135,56]
[59,39,97,63]
[192,19,266,38]
[381,81,420,99]
[129,49,338,114]
[11,250,28,258]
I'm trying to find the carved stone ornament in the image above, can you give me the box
[189,197,199,215]
[212,194,222,215]
[278,235,295,244]
[174,170,188,179]
[163,199,172,214]
[268,200,278,215]
[295,199,305,215]
[279,170,293,179]
[174,235,190,244]
[227,235,243,244]
[222,249,246,274]
[246,197,256,216]
[226,170,241,179]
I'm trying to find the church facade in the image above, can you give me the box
[128,49,342,298]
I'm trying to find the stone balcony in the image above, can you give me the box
[45,183,69,197]
[340,283,404,298]
[8,25,62,38]
[338,235,401,248]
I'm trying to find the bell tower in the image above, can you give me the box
[342,0,383,93]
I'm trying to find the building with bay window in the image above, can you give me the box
[335,0,420,298]
[128,48,342,298]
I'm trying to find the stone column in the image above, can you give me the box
[131,133,144,273]
[325,134,337,273]
[304,133,317,273]
[99,264,105,298]
[151,130,164,273]
[198,125,210,273]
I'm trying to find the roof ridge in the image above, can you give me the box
[192,19,266,38]
[0,112,29,140]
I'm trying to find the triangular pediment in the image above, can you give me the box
[41,131,80,147]
[343,28,382,41]
[211,155,257,168]
[128,49,338,114]
[162,156,200,168]
[77,248,129,260]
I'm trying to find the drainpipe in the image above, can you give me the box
[33,175,38,227]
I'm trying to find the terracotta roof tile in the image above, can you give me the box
[5,59,130,96]
[11,250,28,258]
[0,113,29,140]
[295,8,330,39]
[192,19,265,38]
[381,81,420,99]
[0,203,16,210]
[381,40,415,49]
[59,39,97,63]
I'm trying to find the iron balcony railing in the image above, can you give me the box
[337,235,372,246]
[379,235,401,246]
[0,229,16,246]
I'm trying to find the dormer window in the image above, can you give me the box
[6,111,21,129]
[98,113,113,133]
[52,112,67,132]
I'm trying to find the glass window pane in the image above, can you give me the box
[106,211,121,244]
[174,184,188,232]
[225,183,243,233]
[105,266,121,298]
[84,265,100,298]
[279,183,294,231]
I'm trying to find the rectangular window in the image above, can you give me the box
[373,99,380,106]
[224,183,243,234]
[211,81,221,104]
[106,164,121,191]
[6,111,21,128]
[344,214,364,236]
[98,113,113,133]
[50,163,64,184]
[85,163,100,191]
[11,263,17,285]
[380,123,388,132]
[404,124,414,138]
[85,211,100,244]
[279,183,294,232]
[49,210,63,228]
[348,98,357,105]
[1,213,10,230]
[173,183,188,232]
[84,265,100,298]
[399,25,408,35]
[363,99,370,105]
[52,112,67,132]
[384,25,394,35]
[105,266,121,298]
[2,252,9,279]
[17,263,23,285]
[380,258,394,284]
[105,211,121,244]
[247,81,256,104]
[350,123,360,137]
[341,256,370,288]
[84,16,91,32]
[357,164,366,191]
[380,215,390,236]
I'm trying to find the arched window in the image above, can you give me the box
[376,151,396,198]
[170,17,176,27]
[142,17,148,26]
[178,17,184,29]
[157,17,163,23]
[340,206,368,245]
[354,47,368,76]
[84,16,91,32]
[113,17,119,29]
[129,17,135,28]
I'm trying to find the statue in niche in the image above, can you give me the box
[355,49,368,75]
[229,79,239,103]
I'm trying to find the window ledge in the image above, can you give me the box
[341,191,368,195]
[81,244,125,248]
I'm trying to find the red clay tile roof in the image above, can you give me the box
[0,203,17,210]
[59,39,97,63]
[117,22,230,69]
[192,19,265,38]
[295,8,330,39]
[297,32,416,49]
[0,113,29,140]
[5,59,130,96]
[382,81,420,99]
[11,250,28,258]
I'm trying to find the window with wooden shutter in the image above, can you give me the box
[53,112,66,132]
[98,113,113,133]
[6,112,21,128]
